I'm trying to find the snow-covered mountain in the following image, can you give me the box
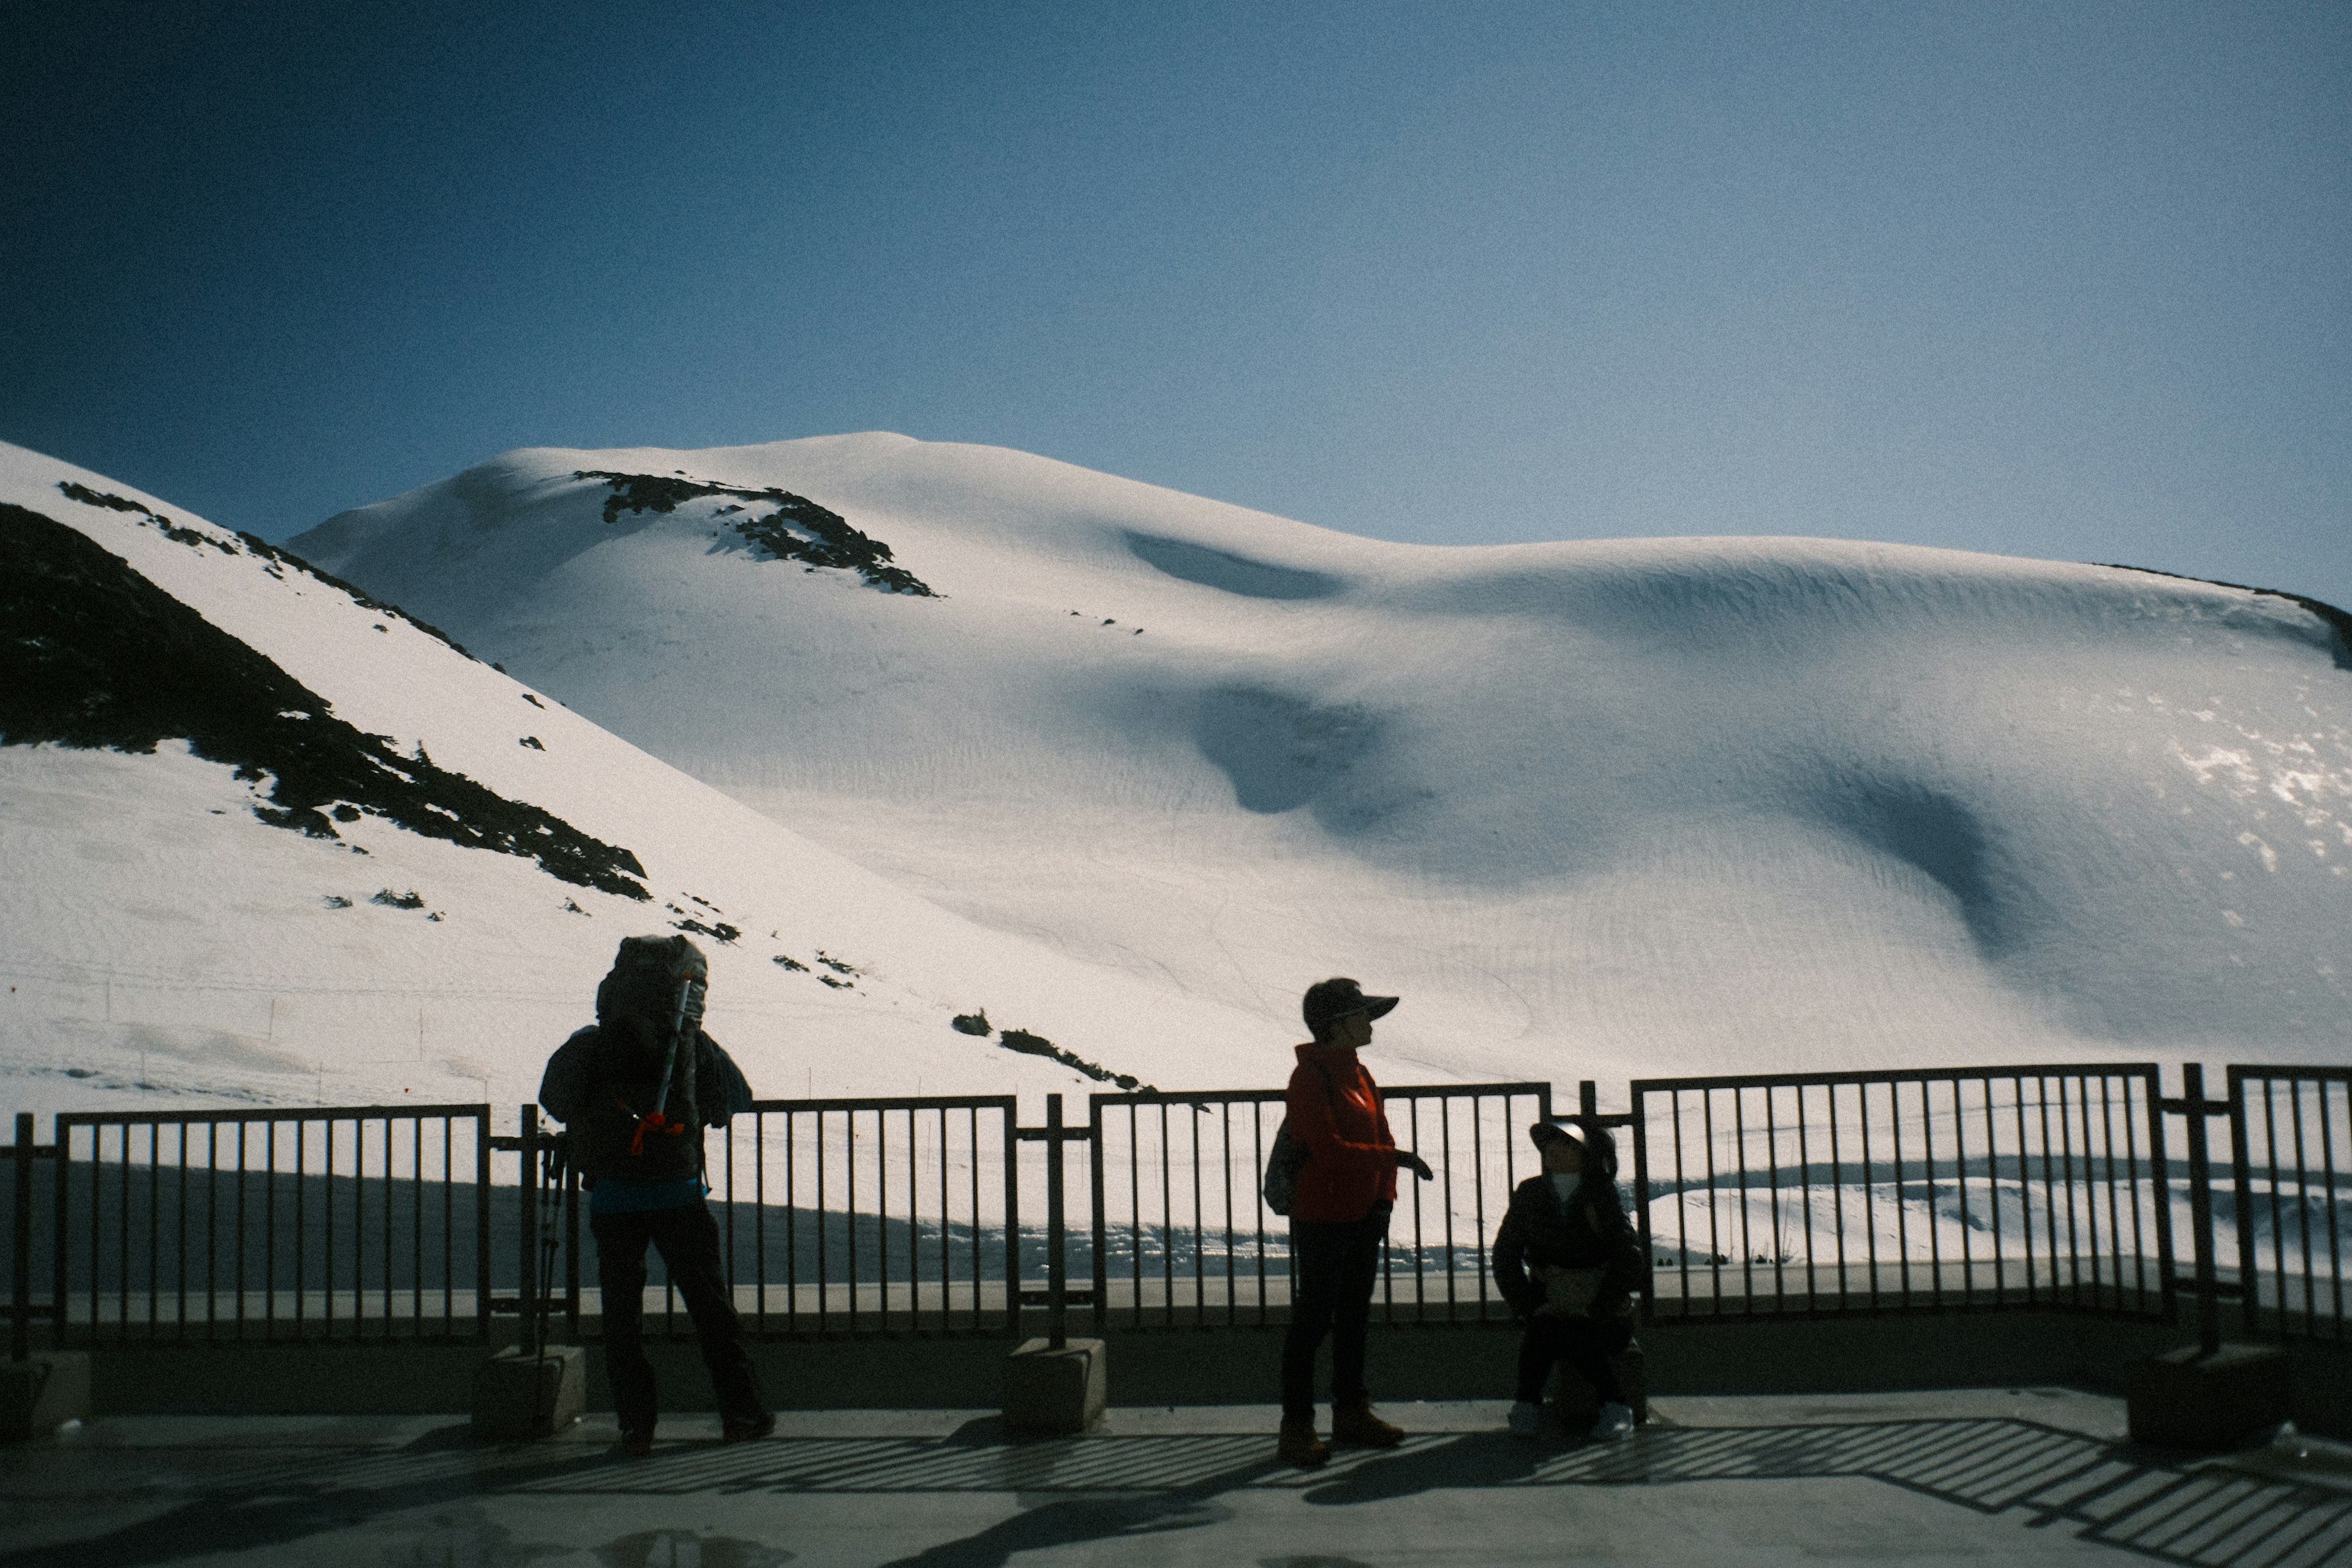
[286,433,2352,1088]
[0,441,1285,1114]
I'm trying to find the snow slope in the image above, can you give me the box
[0,441,1287,1115]
[291,434,2352,1087]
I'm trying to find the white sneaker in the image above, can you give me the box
[1507,1400,1543,1438]
[1590,1401,1635,1441]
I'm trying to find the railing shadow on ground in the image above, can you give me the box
[7,1415,2349,1568]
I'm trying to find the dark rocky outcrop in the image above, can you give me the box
[1,500,650,900]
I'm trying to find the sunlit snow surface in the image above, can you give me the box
[2,431,2346,1126]
[284,433,2351,1092]
[0,443,1280,1115]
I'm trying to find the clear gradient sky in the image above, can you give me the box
[6,1,2347,609]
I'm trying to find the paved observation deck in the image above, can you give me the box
[5,1390,2349,1567]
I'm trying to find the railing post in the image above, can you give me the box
[519,1105,540,1357]
[1579,1080,1599,1121]
[1045,1093,1067,1351]
[2180,1064,2221,1357]
[12,1113,31,1362]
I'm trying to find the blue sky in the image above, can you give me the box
[6,1,2347,609]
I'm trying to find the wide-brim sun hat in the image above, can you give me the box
[1529,1120,1584,1152]
[1301,976,1399,1036]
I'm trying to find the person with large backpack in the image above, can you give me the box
[1273,977,1434,1469]
[538,935,770,1455]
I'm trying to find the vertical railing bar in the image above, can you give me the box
[473,1111,491,1343]
[51,1120,72,1349]
[1703,1090,1723,1314]
[1733,1087,1753,1311]
[1670,1090,1690,1316]
[2034,1076,2059,1309]
[1001,1102,1020,1342]
[2225,1069,2259,1340]
[1795,1084,1816,1312]
[791,1110,805,1336]
[1859,1085,1879,1314]
[1951,1077,1972,1310]
[2079,1076,2108,1309]
[753,1111,767,1335]
[1763,1084,1783,1305]
[1471,1093,1490,1319]
[1409,1097,1427,1313]
[1920,1079,1940,1311]
[845,1109,859,1336]
[1128,1102,1141,1332]
[1985,1078,2005,1304]
[2291,1079,2317,1331]
[1826,1085,1846,1313]
[2015,1077,2037,1308]
[968,1106,981,1334]
[1890,1081,1911,1311]
[174,1122,190,1333]
[2117,1081,2135,1316]
[1253,1100,1268,1329]
[409,1118,423,1338]
[2318,1080,2343,1341]
[1189,1102,1207,1321]
[721,1120,737,1330]
[1219,1103,1235,1326]
[871,1108,886,1330]
[1156,1099,1173,1329]
[2063,1075,2089,1306]
[1439,1095,1457,1317]
[293,1121,307,1341]
[2262,1079,2286,1338]
[145,1122,159,1335]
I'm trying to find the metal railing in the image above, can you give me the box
[1087,1082,1553,1330]
[7,1060,2348,1358]
[38,1105,495,1344]
[2230,1066,2350,1344]
[1629,1065,2175,1322]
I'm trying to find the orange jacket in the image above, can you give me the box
[1286,1042,1400,1222]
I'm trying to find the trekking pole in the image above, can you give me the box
[631,973,699,1155]
[535,1131,568,1359]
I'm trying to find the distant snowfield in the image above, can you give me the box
[0,442,1286,1117]
[275,432,2350,1094]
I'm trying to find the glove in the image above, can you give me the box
[1396,1150,1434,1181]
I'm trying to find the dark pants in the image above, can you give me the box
[1516,1311,1634,1403]
[592,1200,767,1434]
[1281,1204,1389,1422]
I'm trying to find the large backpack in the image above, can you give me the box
[569,935,710,1183]
[1262,1060,1340,1217]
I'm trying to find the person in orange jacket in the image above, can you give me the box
[1278,976,1435,1468]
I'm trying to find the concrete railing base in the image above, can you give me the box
[1,1352,90,1442]
[2127,1342,2290,1452]
[470,1344,586,1441]
[1004,1337,1107,1434]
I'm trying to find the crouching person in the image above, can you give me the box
[539,935,772,1456]
[1491,1118,1645,1441]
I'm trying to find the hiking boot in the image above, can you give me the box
[1507,1399,1543,1438]
[1589,1401,1636,1442]
[619,1427,655,1458]
[1276,1418,1330,1469]
[722,1411,777,1444]
[1331,1398,1405,1449]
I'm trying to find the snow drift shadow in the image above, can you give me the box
[1194,686,1391,824]
[1814,775,2021,959]
[1124,533,1343,601]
